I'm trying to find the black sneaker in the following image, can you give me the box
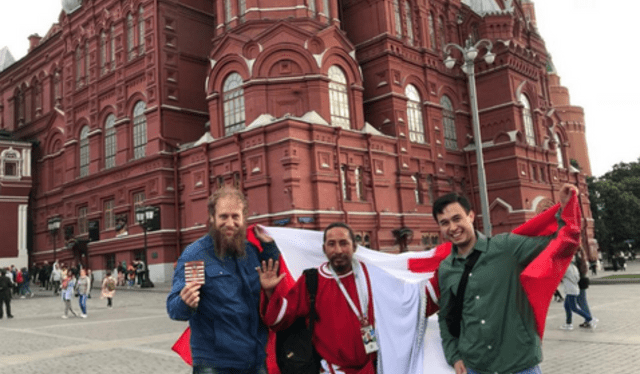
[7,315,14,319]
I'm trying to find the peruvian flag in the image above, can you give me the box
[172,192,581,373]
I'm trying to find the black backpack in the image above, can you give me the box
[275,268,321,374]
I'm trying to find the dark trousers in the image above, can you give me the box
[0,294,11,318]
[137,272,144,285]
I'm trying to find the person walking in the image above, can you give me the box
[61,269,78,319]
[50,262,62,296]
[87,269,94,298]
[76,269,90,318]
[0,269,14,319]
[560,261,596,330]
[19,267,34,298]
[101,271,116,309]
[575,250,596,328]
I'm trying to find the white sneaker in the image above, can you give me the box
[80,314,87,318]
[560,324,573,330]
[61,315,68,319]
[588,318,599,330]
[20,296,26,299]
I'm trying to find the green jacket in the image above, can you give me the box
[438,229,559,374]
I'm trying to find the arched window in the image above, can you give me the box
[105,114,117,169]
[554,132,565,168]
[79,126,90,177]
[328,65,350,129]
[53,71,61,106]
[520,94,536,146]
[222,73,245,136]
[393,0,402,37]
[406,85,425,143]
[132,101,147,159]
[100,31,107,75]
[428,12,436,49]
[441,95,457,150]
[34,80,42,116]
[138,6,145,55]
[127,13,135,61]
[404,1,413,45]
[16,88,25,126]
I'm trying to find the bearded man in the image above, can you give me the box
[167,186,280,374]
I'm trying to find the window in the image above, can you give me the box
[100,31,107,75]
[133,191,146,208]
[309,0,316,14]
[355,167,364,201]
[54,71,61,105]
[406,85,425,143]
[105,253,116,271]
[441,96,457,150]
[133,101,147,159]
[127,13,135,61]
[85,41,90,85]
[438,16,446,49]
[110,26,116,70]
[104,199,115,230]
[412,174,423,204]
[520,94,536,146]
[225,0,232,23]
[238,0,246,22]
[138,6,145,55]
[322,0,330,18]
[428,13,436,49]
[105,114,117,169]
[75,46,82,88]
[393,0,402,37]
[223,73,245,136]
[404,2,413,45]
[79,126,90,177]
[0,148,21,178]
[78,206,88,235]
[328,66,350,129]
[34,80,42,115]
[554,132,565,168]
[15,88,24,126]
[340,165,349,201]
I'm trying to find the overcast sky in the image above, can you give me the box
[0,0,635,177]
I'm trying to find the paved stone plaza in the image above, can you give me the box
[1,266,638,373]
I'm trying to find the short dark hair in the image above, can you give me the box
[323,222,356,248]
[432,193,472,222]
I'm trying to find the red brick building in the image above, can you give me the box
[0,0,595,281]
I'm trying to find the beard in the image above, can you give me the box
[209,223,247,258]
[329,253,353,275]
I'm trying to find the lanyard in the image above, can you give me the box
[328,261,370,323]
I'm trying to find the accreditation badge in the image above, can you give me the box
[360,323,379,354]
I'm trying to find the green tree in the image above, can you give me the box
[588,158,640,259]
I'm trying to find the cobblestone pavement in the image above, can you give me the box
[0,287,190,374]
[1,273,638,374]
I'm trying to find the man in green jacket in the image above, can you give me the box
[434,184,578,374]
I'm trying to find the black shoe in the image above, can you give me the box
[7,315,13,319]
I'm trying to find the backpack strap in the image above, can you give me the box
[303,268,319,331]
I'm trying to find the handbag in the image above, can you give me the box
[275,268,321,374]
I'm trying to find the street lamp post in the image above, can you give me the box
[135,205,156,288]
[443,38,495,237]
[48,216,61,263]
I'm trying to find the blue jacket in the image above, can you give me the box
[166,234,280,369]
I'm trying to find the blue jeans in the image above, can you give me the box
[468,365,542,374]
[577,288,591,318]
[192,364,267,374]
[79,294,88,314]
[564,294,591,324]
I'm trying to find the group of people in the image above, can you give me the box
[0,260,119,320]
[167,183,583,374]
[115,259,146,288]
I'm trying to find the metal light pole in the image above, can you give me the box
[48,216,61,263]
[135,206,155,288]
[443,39,495,237]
